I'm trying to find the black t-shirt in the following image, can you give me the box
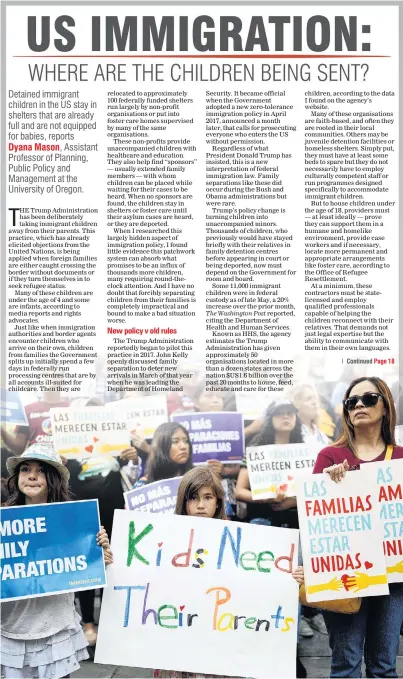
[240,460,299,528]
[66,459,125,536]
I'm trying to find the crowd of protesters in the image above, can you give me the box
[1,366,403,678]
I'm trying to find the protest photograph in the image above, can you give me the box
[2,0,403,678]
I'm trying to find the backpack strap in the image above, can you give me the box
[385,445,393,461]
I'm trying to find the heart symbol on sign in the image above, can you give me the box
[279,484,288,493]
[93,437,99,443]
[158,543,163,548]
[179,605,185,611]
[85,445,93,453]
[364,561,373,570]
[287,475,293,481]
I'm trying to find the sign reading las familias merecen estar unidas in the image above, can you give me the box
[95,512,299,678]
[367,459,403,584]
[50,406,130,459]
[296,464,403,604]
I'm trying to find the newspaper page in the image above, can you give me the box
[1,1,402,676]
[3,2,400,401]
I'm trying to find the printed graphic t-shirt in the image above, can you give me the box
[16,400,70,446]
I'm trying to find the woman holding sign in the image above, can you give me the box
[1,444,113,679]
[313,377,403,678]
[236,399,303,526]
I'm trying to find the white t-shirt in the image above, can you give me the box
[1,593,75,640]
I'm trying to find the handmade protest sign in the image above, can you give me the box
[246,443,320,500]
[0,500,106,601]
[296,467,389,602]
[367,459,403,584]
[171,412,244,464]
[125,477,182,514]
[95,512,298,678]
[0,388,28,426]
[50,406,130,458]
[111,395,168,439]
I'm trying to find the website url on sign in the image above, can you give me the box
[69,577,102,586]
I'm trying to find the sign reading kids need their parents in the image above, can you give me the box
[95,512,299,678]
[0,500,107,601]
[296,467,389,602]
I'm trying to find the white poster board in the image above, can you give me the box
[50,406,129,458]
[95,511,299,678]
[111,395,168,439]
[246,443,320,499]
[366,459,403,584]
[296,467,389,602]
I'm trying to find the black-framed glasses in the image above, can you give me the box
[343,392,384,412]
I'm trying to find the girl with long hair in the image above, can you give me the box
[313,376,403,677]
[146,422,193,483]
[1,443,113,679]
[174,465,227,519]
[155,466,302,678]
[250,398,304,447]
[154,467,227,678]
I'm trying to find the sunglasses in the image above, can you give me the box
[343,392,384,412]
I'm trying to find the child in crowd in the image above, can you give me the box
[153,467,227,678]
[175,465,227,520]
[154,466,303,679]
[1,443,113,679]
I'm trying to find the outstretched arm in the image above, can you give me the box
[307,577,344,595]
